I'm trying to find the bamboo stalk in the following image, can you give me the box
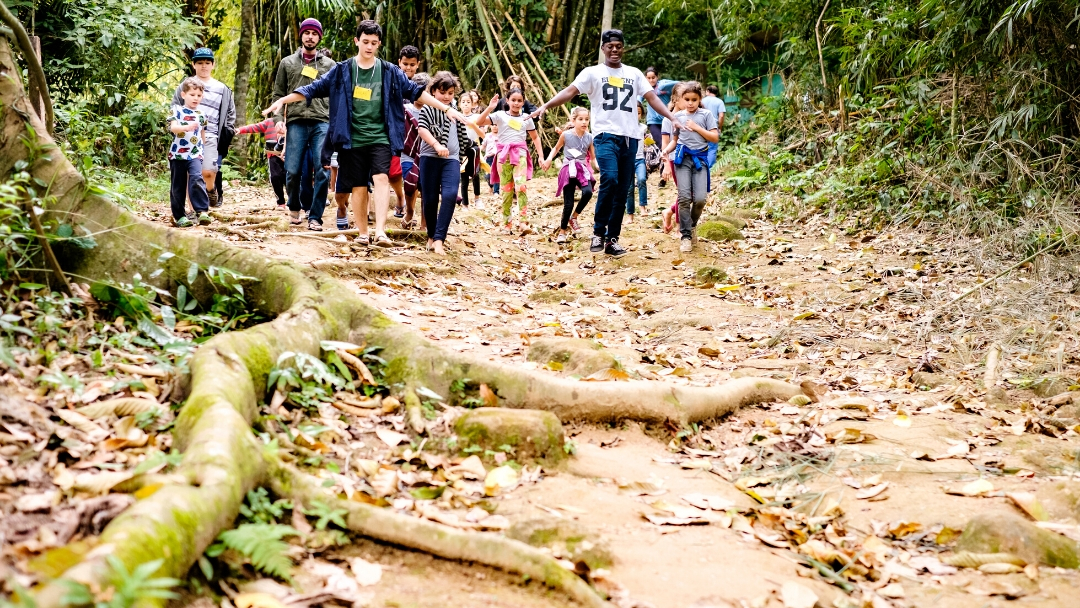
[561,0,583,80]
[474,0,505,84]
[503,12,558,97]
[480,4,520,81]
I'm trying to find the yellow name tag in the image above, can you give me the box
[608,76,624,88]
[353,86,372,101]
[301,65,318,79]
[508,118,523,131]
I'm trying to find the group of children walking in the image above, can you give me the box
[167,22,723,255]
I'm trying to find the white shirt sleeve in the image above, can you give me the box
[571,67,598,98]
[632,68,651,97]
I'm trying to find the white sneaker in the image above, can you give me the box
[680,238,692,253]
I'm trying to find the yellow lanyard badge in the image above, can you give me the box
[352,61,376,101]
[301,65,318,79]
[608,76,624,89]
[508,118,523,131]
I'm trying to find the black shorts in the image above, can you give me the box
[335,144,392,193]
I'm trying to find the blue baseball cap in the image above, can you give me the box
[192,47,215,62]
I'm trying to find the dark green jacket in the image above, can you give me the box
[272,48,335,124]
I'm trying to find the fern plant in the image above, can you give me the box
[59,556,179,608]
[206,523,299,582]
[239,487,293,524]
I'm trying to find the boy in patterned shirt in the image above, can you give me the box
[168,77,213,227]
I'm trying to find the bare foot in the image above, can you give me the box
[433,240,445,255]
[427,238,435,251]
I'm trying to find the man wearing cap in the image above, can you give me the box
[172,47,236,209]
[532,29,681,257]
[271,18,335,230]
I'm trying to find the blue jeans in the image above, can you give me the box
[299,148,314,211]
[593,133,638,241]
[418,156,461,242]
[169,158,209,219]
[285,120,329,223]
[626,158,647,214]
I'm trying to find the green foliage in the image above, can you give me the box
[39,0,201,109]
[57,99,173,170]
[60,556,180,608]
[239,487,293,524]
[89,255,260,344]
[209,523,300,581]
[302,499,348,530]
[267,351,347,411]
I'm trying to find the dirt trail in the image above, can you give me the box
[153,172,1080,607]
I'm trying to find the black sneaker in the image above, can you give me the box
[590,236,605,252]
[605,240,628,257]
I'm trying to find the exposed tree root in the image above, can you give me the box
[276,228,429,242]
[310,258,456,275]
[269,461,612,607]
[209,211,289,227]
[0,39,802,606]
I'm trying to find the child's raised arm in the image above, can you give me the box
[542,132,566,171]
[475,94,500,128]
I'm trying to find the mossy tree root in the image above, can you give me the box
[0,38,800,605]
[269,460,612,607]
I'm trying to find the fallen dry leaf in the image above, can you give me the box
[856,482,889,500]
[779,581,818,608]
[1006,491,1049,521]
[375,427,409,448]
[484,465,519,496]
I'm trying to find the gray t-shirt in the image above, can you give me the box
[562,131,592,162]
[671,108,717,151]
[419,117,460,158]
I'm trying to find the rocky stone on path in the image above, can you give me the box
[1035,480,1080,523]
[696,220,743,242]
[505,516,613,571]
[1032,376,1074,399]
[910,371,953,389]
[956,512,1079,568]
[454,408,565,463]
[705,214,748,229]
[526,337,618,376]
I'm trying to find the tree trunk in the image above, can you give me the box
[598,0,613,63]
[233,0,256,129]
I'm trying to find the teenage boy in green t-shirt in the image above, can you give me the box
[264,20,465,246]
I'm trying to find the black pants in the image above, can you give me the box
[268,155,286,206]
[560,181,593,230]
[459,147,480,206]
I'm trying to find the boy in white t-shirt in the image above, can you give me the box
[533,29,681,257]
